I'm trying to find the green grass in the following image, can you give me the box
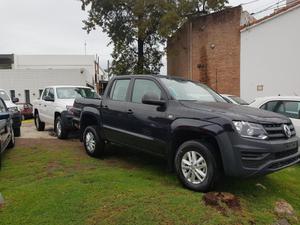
[0,139,299,225]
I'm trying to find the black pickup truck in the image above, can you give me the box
[73,75,300,192]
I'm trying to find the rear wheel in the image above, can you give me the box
[175,140,219,192]
[35,112,45,131]
[83,126,105,157]
[55,116,68,139]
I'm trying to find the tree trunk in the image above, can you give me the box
[137,36,144,74]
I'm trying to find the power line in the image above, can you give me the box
[252,0,300,15]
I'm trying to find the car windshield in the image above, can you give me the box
[229,96,249,105]
[0,90,10,101]
[160,78,226,102]
[56,87,99,99]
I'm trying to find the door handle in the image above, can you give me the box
[103,105,109,109]
[44,105,47,107]
[127,109,133,115]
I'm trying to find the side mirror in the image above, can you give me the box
[142,92,166,106]
[12,97,19,103]
[44,96,54,102]
[0,112,9,120]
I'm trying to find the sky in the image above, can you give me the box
[0,0,286,73]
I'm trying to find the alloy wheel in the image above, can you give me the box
[85,131,96,153]
[181,151,207,184]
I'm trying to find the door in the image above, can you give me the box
[43,88,55,124]
[39,88,49,122]
[25,90,30,104]
[126,78,170,156]
[101,78,131,145]
[0,99,10,152]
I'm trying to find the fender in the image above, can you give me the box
[79,108,104,140]
[166,118,234,174]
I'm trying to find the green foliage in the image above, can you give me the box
[81,0,228,75]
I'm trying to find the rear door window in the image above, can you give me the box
[110,79,131,102]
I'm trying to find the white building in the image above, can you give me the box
[241,2,300,102]
[0,54,106,103]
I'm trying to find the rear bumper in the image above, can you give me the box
[217,133,300,177]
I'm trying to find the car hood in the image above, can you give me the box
[4,101,17,108]
[179,101,290,124]
[56,99,75,107]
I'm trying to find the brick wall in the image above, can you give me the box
[167,6,242,96]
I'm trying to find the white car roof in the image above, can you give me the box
[254,96,300,102]
[43,86,91,89]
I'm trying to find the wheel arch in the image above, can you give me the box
[167,119,225,172]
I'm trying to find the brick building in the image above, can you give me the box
[167,6,243,96]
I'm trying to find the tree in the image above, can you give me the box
[81,0,228,75]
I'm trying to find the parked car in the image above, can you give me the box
[250,96,300,135]
[74,75,300,192]
[221,94,249,105]
[0,89,22,137]
[33,86,99,139]
[0,97,15,165]
[16,103,33,120]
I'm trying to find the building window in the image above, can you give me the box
[10,90,15,99]
[39,89,43,97]
[25,90,30,103]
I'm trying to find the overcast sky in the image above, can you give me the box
[0,0,284,73]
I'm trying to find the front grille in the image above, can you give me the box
[263,123,296,140]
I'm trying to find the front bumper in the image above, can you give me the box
[217,133,300,177]
[61,111,75,131]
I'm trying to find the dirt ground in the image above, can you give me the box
[20,120,56,139]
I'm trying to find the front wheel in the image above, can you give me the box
[13,127,21,137]
[55,116,68,139]
[83,126,105,157]
[175,140,219,192]
[7,129,15,149]
[35,112,45,131]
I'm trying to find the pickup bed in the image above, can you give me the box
[74,75,300,192]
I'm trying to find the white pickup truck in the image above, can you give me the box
[33,86,98,139]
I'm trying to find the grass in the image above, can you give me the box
[0,139,299,225]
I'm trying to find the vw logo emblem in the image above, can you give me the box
[283,124,292,138]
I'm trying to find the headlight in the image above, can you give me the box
[8,107,19,113]
[233,121,268,140]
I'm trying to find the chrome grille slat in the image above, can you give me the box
[263,123,296,140]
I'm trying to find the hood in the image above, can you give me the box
[4,100,17,108]
[56,99,75,107]
[180,101,290,124]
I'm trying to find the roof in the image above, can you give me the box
[241,1,300,31]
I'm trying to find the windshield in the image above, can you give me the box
[0,90,10,101]
[56,87,99,99]
[229,96,249,105]
[160,78,226,102]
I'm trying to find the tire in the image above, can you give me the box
[55,116,68,139]
[34,112,45,131]
[83,126,105,157]
[13,127,21,137]
[174,140,219,192]
[7,129,15,149]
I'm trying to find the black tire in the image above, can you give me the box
[34,112,45,131]
[7,129,15,149]
[174,140,219,192]
[83,126,105,157]
[13,127,21,137]
[55,116,68,139]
